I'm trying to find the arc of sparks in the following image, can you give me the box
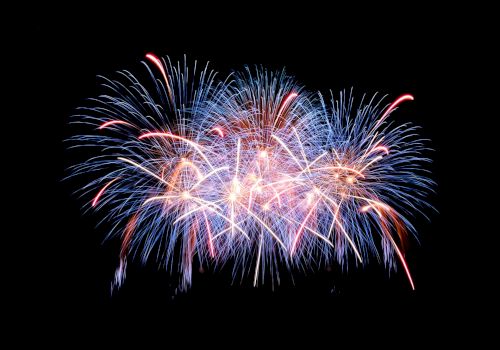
[275,92,298,127]
[98,120,133,130]
[118,157,169,184]
[238,202,287,250]
[145,53,174,103]
[359,145,390,162]
[202,211,215,258]
[191,197,250,240]
[375,94,414,129]
[211,127,225,137]
[191,166,230,190]
[139,132,216,171]
[282,216,335,248]
[317,190,364,263]
[271,134,304,169]
[92,177,120,207]
[362,203,415,290]
[312,166,366,178]
[291,198,321,254]
[253,233,264,287]
[359,156,383,173]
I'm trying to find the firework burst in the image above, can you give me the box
[68,54,434,292]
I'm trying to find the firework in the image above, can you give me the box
[68,54,433,292]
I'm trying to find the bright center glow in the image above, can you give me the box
[231,178,241,194]
[306,192,314,205]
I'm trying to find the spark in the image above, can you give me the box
[139,132,215,171]
[145,53,173,102]
[375,94,414,128]
[92,177,120,207]
[291,198,320,254]
[191,166,230,189]
[275,92,298,126]
[271,134,304,169]
[98,120,133,130]
[313,166,366,178]
[211,127,225,137]
[254,233,263,287]
[316,190,364,263]
[118,157,168,184]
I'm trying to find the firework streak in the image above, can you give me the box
[69,54,434,291]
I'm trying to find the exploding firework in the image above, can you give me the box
[68,54,434,292]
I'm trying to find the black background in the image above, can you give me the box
[25,10,469,337]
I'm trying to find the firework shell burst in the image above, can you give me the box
[68,54,434,292]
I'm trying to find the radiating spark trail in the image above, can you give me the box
[361,203,415,290]
[92,177,120,207]
[386,232,415,290]
[191,197,250,240]
[117,157,169,185]
[375,94,414,128]
[271,134,304,169]
[235,138,241,177]
[211,127,225,137]
[139,132,216,171]
[98,120,133,130]
[275,92,298,126]
[254,232,263,287]
[313,166,366,178]
[145,53,173,102]
[191,166,230,189]
[201,211,215,257]
[143,195,180,206]
[282,215,335,248]
[293,127,310,172]
[359,156,384,173]
[370,145,390,156]
[291,198,320,254]
[317,190,363,263]
[238,202,287,250]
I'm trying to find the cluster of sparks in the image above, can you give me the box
[69,54,433,292]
